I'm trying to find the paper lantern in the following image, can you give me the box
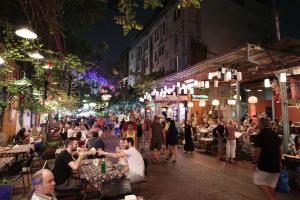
[208,73,213,80]
[205,81,209,88]
[177,82,181,87]
[280,73,286,82]
[264,79,271,88]
[214,80,218,87]
[199,100,206,107]
[212,99,220,106]
[187,102,194,108]
[225,71,231,81]
[233,95,241,100]
[248,96,258,104]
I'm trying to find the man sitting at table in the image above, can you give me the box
[31,169,57,200]
[98,137,145,183]
[52,137,93,190]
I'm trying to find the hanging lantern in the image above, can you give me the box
[214,80,218,87]
[264,79,271,88]
[212,99,220,106]
[237,72,242,81]
[205,81,209,88]
[199,100,206,107]
[164,86,167,91]
[248,96,258,104]
[194,80,199,87]
[227,99,236,105]
[233,95,241,100]
[183,88,188,94]
[177,82,181,87]
[208,73,213,80]
[280,73,286,82]
[190,88,194,94]
[187,102,194,108]
[200,81,205,88]
[225,71,231,81]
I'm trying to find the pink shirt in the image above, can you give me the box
[226,125,236,140]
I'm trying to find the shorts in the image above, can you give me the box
[253,168,280,188]
[150,141,162,151]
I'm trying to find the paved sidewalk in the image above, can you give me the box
[144,147,300,200]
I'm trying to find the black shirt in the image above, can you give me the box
[52,150,74,185]
[213,124,225,137]
[254,128,282,173]
[137,124,143,137]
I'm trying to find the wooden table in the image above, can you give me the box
[0,144,32,158]
[80,159,125,192]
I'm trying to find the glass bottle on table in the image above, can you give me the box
[101,158,106,173]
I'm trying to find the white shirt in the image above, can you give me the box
[67,129,75,138]
[123,147,145,177]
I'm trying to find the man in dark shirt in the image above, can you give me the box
[52,137,93,190]
[85,131,105,150]
[150,115,163,163]
[253,117,283,200]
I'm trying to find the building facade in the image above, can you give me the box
[128,0,276,86]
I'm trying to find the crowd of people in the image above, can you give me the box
[15,112,299,200]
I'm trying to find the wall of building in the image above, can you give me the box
[200,0,275,57]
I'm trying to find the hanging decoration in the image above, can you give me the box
[248,96,258,104]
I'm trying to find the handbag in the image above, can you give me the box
[275,170,290,193]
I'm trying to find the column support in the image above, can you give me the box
[236,81,241,131]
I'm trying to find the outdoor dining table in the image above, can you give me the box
[0,157,15,172]
[80,159,125,192]
[0,144,32,158]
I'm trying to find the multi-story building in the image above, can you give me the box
[128,0,276,86]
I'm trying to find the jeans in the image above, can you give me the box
[226,139,236,159]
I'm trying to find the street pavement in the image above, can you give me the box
[103,131,300,200]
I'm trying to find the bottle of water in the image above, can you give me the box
[101,158,106,173]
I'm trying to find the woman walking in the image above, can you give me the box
[184,120,194,154]
[166,120,179,163]
[225,120,236,162]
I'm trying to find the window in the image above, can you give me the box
[143,40,148,51]
[162,23,166,36]
[159,44,165,56]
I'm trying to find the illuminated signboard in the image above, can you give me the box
[192,94,208,99]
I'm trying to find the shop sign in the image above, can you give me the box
[192,94,208,99]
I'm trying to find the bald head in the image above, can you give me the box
[32,169,55,195]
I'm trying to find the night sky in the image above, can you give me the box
[82,6,155,65]
[82,0,300,66]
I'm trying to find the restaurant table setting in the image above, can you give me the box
[0,144,32,158]
[80,159,125,191]
[0,157,15,172]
